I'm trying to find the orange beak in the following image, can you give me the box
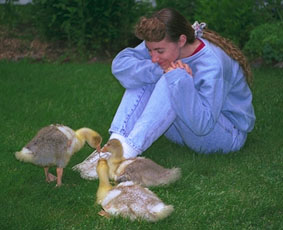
[101,145,108,153]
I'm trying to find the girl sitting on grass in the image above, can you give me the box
[107,8,255,157]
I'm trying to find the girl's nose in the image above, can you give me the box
[151,53,159,63]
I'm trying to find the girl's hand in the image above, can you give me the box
[164,62,177,73]
[175,60,193,76]
[164,61,193,76]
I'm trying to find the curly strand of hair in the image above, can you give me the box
[135,17,166,42]
[203,29,253,86]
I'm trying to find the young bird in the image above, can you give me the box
[102,139,181,187]
[15,124,102,187]
[96,158,174,222]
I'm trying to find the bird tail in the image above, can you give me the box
[15,148,34,163]
[159,167,181,185]
[154,204,174,221]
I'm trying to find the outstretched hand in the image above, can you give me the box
[164,60,193,76]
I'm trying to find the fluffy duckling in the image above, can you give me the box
[96,158,174,222]
[102,139,181,187]
[102,139,125,180]
[15,124,102,187]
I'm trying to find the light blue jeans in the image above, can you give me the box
[109,76,247,155]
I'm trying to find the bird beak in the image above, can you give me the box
[101,145,107,153]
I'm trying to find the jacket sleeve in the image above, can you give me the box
[165,65,224,136]
[111,41,163,89]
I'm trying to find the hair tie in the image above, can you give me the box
[192,21,206,38]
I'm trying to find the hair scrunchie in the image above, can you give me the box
[192,21,206,38]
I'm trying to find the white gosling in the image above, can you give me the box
[96,158,174,222]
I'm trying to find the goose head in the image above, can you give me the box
[76,128,102,152]
[101,138,124,159]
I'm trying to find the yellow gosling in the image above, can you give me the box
[15,124,102,187]
[102,139,181,187]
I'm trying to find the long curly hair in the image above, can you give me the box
[135,8,252,86]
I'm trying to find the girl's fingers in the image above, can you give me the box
[165,61,192,76]
[165,67,174,73]
[164,62,177,73]
[184,64,193,76]
[170,62,177,68]
[176,60,183,68]
[174,60,193,76]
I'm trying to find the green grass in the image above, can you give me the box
[0,60,282,230]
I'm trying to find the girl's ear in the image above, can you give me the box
[178,34,187,47]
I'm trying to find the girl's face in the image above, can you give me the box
[145,38,182,70]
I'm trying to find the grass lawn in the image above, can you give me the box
[0,60,282,230]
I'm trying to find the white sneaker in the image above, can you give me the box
[72,150,111,180]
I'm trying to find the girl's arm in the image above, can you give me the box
[165,65,224,136]
[112,41,163,89]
